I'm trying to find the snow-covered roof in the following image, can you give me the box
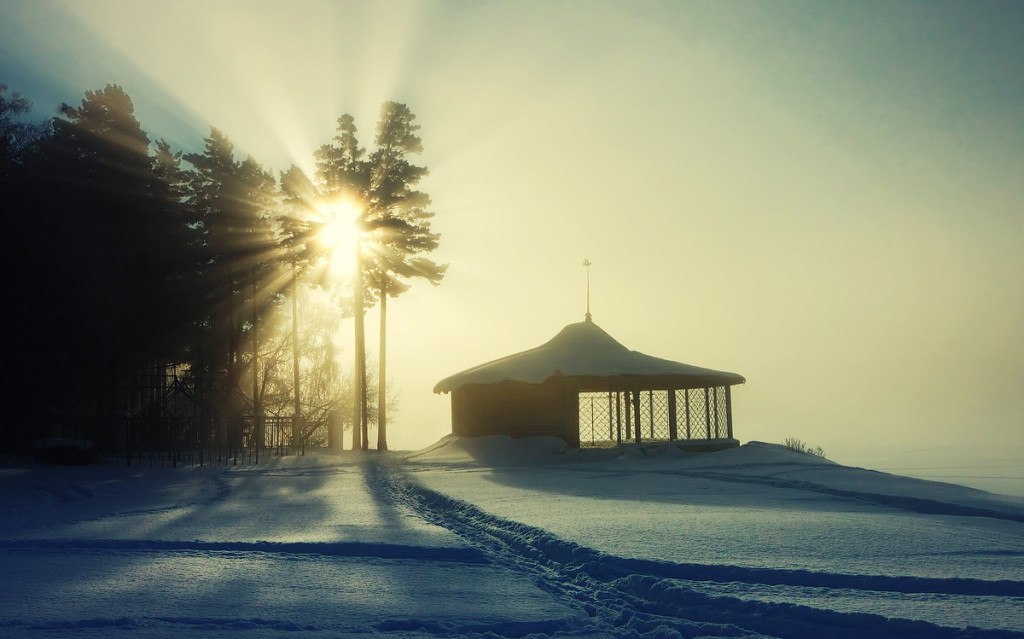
[433,320,745,393]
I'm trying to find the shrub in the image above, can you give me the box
[782,437,826,458]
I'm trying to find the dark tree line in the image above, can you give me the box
[1,82,443,455]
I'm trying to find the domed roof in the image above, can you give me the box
[433,321,745,393]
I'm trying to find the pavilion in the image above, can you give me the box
[433,317,745,449]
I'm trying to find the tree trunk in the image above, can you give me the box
[291,263,303,451]
[226,290,242,449]
[360,313,369,450]
[228,292,236,376]
[377,286,388,451]
[253,281,262,450]
[352,238,364,451]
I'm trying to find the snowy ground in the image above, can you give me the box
[1,438,1022,638]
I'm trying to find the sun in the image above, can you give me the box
[315,199,362,277]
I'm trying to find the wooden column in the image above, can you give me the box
[608,392,614,441]
[684,390,691,440]
[648,391,654,439]
[624,391,632,440]
[713,386,719,438]
[704,387,711,439]
[726,386,734,439]
[668,389,678,441]
[615,391,622,444]
[632,390,642,443]
[567,384,580,448]
[586,395,593,445]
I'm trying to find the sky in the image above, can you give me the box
[2,0,1022,479]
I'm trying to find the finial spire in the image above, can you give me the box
[583,258,592,322]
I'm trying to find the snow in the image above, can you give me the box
[433,321,744,392]
[2,438,1023,638]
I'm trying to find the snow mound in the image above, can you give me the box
[30,437,99,465]
[616,442,693,460]
[405,437,1024,518]
[406,436,828,468]
[671,440,838,468]
[408,436,834,467]
[406,434,572,465]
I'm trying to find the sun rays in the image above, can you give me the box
[314,199,362,279]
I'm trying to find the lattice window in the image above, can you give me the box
[579,390,673,447]
[580,387,731,448]
[714,387,729,438]
[677,389,706,440]
[649,391,671,440]
[578,392,618,448]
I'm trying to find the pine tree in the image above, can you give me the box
[42,85,197,386]
[184,128,242,381]
[278,165,319,449]
[366,102,446,450]
[0,83,44,179]
[310,105,446,450]
[4,85,204,450]
[184,130,280,447]
[313,114,374,450]
[237,156,280,448]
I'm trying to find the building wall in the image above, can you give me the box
[450,379,579,447]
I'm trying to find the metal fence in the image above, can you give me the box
[8,414,338,468]
[578,388,731,448]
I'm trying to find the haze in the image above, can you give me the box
[2,0,1021,489]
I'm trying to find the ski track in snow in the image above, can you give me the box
[31,481,94,503]
[2,471,233,535]
[373,461,1024,639]
[0,538,488,563]
[0,616,577,638]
